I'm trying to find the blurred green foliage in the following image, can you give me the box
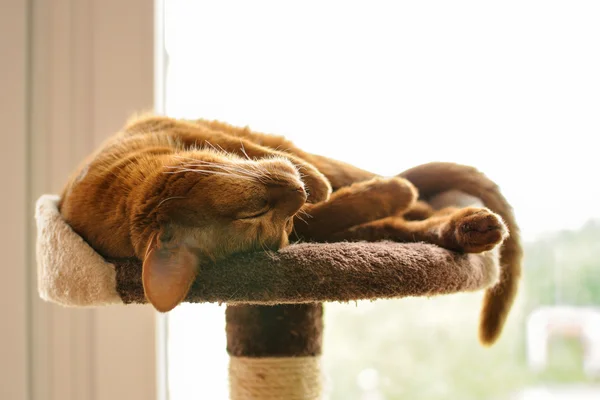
[323,220,600,400]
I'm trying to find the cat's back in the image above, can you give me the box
[59,127,180,257]
[60,131,178,203]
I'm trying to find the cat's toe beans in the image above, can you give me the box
[460,213,498,233]
[454,209,508,252]
[460,228,505,252]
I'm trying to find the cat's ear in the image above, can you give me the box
[142,233,199,313]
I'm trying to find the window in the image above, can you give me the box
[163,1,600,398]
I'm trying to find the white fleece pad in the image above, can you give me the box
[35,195,121,306]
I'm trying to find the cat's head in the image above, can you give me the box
[134,151,309,312]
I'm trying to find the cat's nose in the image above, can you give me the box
[269,184,307,217]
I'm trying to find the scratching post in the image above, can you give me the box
[35,162,519,400]
[226,304,323,400]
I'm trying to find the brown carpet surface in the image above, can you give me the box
[112,240,498,304]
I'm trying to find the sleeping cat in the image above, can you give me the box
[59,114,520,345]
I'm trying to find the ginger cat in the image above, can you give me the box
[59,114,520,345]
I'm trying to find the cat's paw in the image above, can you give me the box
[302,169,332,203]
[358,177,418,215]
[450,207,508,253]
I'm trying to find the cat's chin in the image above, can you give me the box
[251,231,290,253]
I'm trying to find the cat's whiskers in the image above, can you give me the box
[202,140,219,152]
[142,232,158,261]
[164,168,245,178]
[294,213,308,225]
[175,163,262,179]
[163,168,256,181]
[166,159,264,178]
[170,154,305,189]
[172,155,199,162]
[192,161,296,187]
[171,154,257,176]
[257,238,278,261]
[198,140,226,156]
[172,158,267,179]
[239,141,252,161]
[194,161,265,179]
[176,164,268,184]
[290,223,300,242]
[202,140,230,157]
[156,196,186,209]
[298,208,313,219]
[244,161,270,179]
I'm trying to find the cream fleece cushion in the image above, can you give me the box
[35,195,121,306]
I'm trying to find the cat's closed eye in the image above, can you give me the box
[236,199,271,220]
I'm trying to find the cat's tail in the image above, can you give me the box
[399,162,523,346]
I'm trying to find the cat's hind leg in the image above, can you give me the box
[330,206,508,253]
[399,200,438,221]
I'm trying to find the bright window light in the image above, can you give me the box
[164,2,600,399]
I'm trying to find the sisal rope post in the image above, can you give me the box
[226,304,323,400]
[229,356,322,400]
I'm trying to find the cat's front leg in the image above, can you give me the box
[207,136,332,204]
[293,177,418,241]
